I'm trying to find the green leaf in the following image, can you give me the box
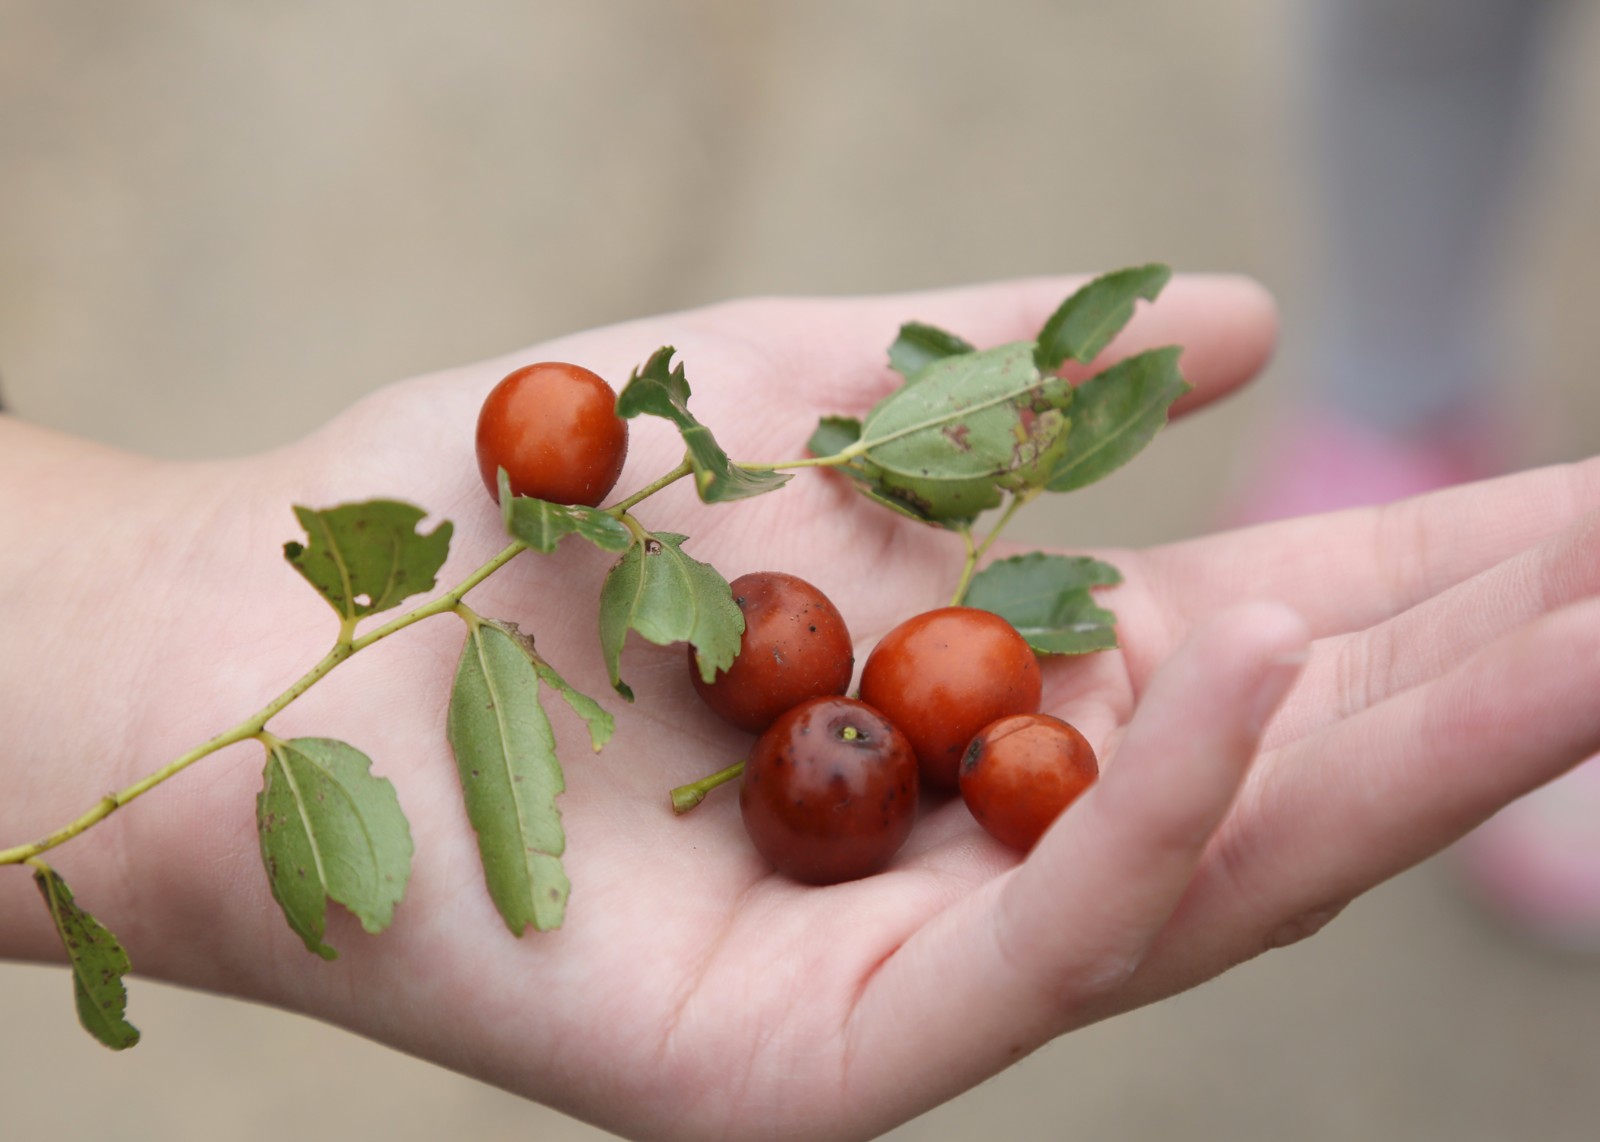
[1045,347,1190,493]
[257,737,414,959]
[867,463,1002,523]
[862,342,1073,479]
[598,532,744,699]
[964,552,1123,654]
[888,321,976,380]
[480,618,615,751]
[806,415,863,460]
[846,341,1075,520]
[32,865,139,1050]
[616,347,791,503]
[1034,263,1172,374]
[284,500,453,623]
[499,472,632,553]
[446,621,569,934]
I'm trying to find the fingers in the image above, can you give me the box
[1123,594,1600,1011]
[844,602,1307,1118]
[848,272,1278,418]
[1137,455,1600,642]
[648,272,1279,418]
[1268,506,1600,746]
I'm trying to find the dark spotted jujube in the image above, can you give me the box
[739,696,918,884]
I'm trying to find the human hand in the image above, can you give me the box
[2,276,1596,1141]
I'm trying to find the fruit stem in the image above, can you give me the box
[670,760,747,814]
[949,490,1034,606]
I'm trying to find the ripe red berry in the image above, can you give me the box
[959,713,1098,851]
[857,606,1042,791]
[739,696,918,884]
[475,361,629,506]
[690,571,854,734]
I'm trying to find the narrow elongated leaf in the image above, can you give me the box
[1034,263,1172,373]
[33,865,139,1050]
[447,621,569,934]
[257,737,414,959]
[284,500,452,621]
[499,472,632,553]
[598,532,744,699]
[616,347,791,503]
[1046,347,1190,493]
[964,553,1123,654]
[887,321,976,380]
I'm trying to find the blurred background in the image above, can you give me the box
[3,2,1600,1138]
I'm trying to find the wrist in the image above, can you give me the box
[0,417,293,972]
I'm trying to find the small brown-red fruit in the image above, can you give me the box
[690,571,854,734]
[959,712,1098,851]
[858,606,1042,790]
[475,361,629,506]
[739,696,918,884]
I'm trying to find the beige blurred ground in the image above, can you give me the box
[4,3,1600,1139]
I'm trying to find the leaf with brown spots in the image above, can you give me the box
[32,863,140,1050]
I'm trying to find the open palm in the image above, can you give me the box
[14,276,1598,1142]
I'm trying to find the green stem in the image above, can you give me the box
[610,458,693,515]
[0,539,529,868]
[948,490,1034,606]
[670,760,746,814]
[742,447,862,473]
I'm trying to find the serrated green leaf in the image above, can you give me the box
[257,737,414,959]
[862,342,1073,478]
[846,341,1074,520]
[283,500,452,623]
[499,471,632,553]
[888,321,976,380]
[32,865,139,1050]
[964,552,1123,654]
[616,347,791,503]
[531,658,615,752]
[477,617,615,752]
[447,621,569,934]
[1045,347,1190,493]
[598,532,744,698]
[806,415,863,459]
[1034,263,1172,374]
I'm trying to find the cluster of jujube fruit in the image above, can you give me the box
[696,575,1098,882]
[475,360,1100,886]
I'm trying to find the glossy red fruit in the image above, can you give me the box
[857,606,1041,791]
[739,696,918,884]
[475,361,629,506]
[959,713,1098,851]
[690,572,854,734]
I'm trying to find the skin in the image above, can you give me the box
[2,274,1599,1141]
